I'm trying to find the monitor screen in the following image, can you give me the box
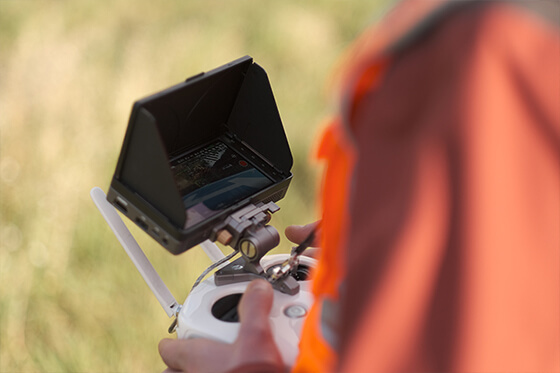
[170,141,273,226]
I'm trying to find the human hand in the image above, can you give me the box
[285,221,321,258]
[159,279,284,373]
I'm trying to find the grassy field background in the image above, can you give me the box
[0,1,388,371]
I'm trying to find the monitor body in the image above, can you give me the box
[107,56,293,255]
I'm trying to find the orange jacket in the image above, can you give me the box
[293,1,560,372]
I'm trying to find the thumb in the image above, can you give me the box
[237,279,274,333]
[285,221,321,246]
[234,279,284,371]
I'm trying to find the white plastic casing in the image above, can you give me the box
[177,254,316,367]
[91,187,316,368]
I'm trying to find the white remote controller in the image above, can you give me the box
[91,187,316,367]
[177,254,316,366]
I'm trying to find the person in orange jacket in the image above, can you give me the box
[159,1,560,372]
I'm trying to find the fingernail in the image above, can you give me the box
[249,279,270,292]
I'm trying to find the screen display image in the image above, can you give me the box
[170,141,273,226]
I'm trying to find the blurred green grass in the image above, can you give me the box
[0,1,388,371]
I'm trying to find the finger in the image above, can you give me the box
[301,247,320,259]
[235,280,284,370]
[159,338,189,372]
[285,221,320,245]
[162,368,182,373]
[237,279,274,332]
[160,337,233,373]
